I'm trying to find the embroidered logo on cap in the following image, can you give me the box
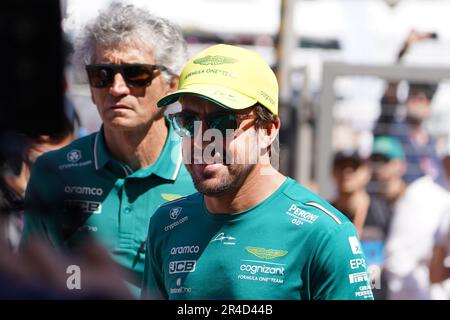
[193,55,238,65]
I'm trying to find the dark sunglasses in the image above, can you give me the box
[334,158,363,170]
[85,64,170,88]
[370,154,391,165]
[169,111,252,138]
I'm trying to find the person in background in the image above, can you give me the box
[428,210,450,299]
[373,29,445,187]
[428,145,450,299]
[331,146,394,300]
[0,109,134,299]
[21,2,196,296]
[364,137,407,300]
[331,150,371,237]
[374,29,438,136]
[370,136,450,299]
[1,105,78,252]
[389,82,445,186]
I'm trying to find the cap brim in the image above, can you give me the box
[157,83,257,111]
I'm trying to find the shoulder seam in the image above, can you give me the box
[159,196,189,207]
[305,201,342,225]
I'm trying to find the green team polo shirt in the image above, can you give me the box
[21,121,196,295]
[142,177,374,300]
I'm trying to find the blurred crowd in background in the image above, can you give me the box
[1,0,450,300]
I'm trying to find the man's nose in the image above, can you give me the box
[109,73,130,96]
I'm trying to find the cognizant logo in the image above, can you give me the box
[240,264,285,276]
[64,186,103,196]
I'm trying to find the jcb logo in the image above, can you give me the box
[65,200,102,214]
[169,260,196,274]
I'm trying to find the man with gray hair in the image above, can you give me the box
[21,2,196,296]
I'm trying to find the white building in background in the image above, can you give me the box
[63,0,450,139]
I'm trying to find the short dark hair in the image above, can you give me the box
[253,104,279,130]
[408,82,438,101]
[333,150,365,169]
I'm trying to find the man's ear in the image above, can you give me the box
[169,75,180,92]
[258,117,281,150]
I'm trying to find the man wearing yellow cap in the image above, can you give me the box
[141,44,373,300]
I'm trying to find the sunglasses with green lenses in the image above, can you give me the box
[169,112,249,138]
[85,64,169,88]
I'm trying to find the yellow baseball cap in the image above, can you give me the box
[157,44,279,115]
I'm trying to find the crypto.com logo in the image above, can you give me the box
[170,124,280,175]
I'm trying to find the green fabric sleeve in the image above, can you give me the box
[141,215,168,300]
[311,222,374,300]
[20,155,59,248]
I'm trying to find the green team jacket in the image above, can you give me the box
[21,123,196,294]
[142,177,374,300]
